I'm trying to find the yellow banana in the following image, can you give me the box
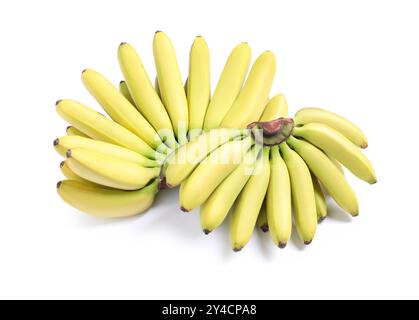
[165,128,245,187]
[287,136,358,215]
[153,31,188,144]
[187,36,210,139]
[259,94,288,121]
[118,80,135,105]
[118,43,177,149]
[294,107,368,148]
[200,144,261,234]
[230,147,270,251]
[221,51,276,128]
[312,174,327,222]
[66,126,89,138]
[66,148,160,190]
[279,143,317,245]
[54,135,160,167]
[257,203,269,232]
[56,99,164,161]
[293,123,376,184]
[81,69,169,154]
[179,136,253,212]
[203,43,251,130]
[266,145,292,248]
[57,179,158,218]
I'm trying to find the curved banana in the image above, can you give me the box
[203,43,251,130]
[279,143,317,245]
[294,107,368,148]
[165,128,245,187]
[81,69,169,154]
[266,146,292,248]
[230,147,270,251]
[179,136,253,212]
[118,80,135,105]
[259,94,288,121]
[118,43,177,149]
[221,51,276,128]
[56,99,164,161]
[153,31,188,144]
[293,123,376,184]
[312,174,327,222]
[57,179,158,218]
[287,136,358,215]
[200,144,261,234]
[54,135,160,167]
[257,204,269,232]
[66,126,89,138]
[187,36,210,139]
[66,148,160,190]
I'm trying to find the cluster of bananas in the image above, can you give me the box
[54,32,376,250]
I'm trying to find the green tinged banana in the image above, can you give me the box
[200,144,262,234]
[165,128,246,187]
[54,135,160,167]
[203,43,251,130]
[266,146,292,248]
[179,136,253,212]
[56,99,164,161]
[294,107,368,148]
[230,147,270,251]
[221,51,276,128]
[287,136,358,216]
[66,148,160,190]
[279,143,317,245]
[293,123,376,184]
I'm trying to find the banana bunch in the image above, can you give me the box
[54,32,376,249]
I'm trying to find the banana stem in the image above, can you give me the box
[247,117,294,146]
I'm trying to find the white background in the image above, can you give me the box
[0,0,418,300]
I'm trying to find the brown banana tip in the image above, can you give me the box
[155,30,162,34]
[203,229,211,235]
[56,181,62,189]
[304,240,313,246]
[66,150,72,158]
[66,126,71,131]
[119,80,125,85]
[261,225,269,233]
[180,206,190,213]
[352,212,360,217]
[278,242,287,249]
[53,138,59,146]
[119,42,127,46]
[196,35,202,38]
[81,69,88,75]
[60,161,65,168]
[318,216,326,223]
[55,99,62,106]
[233,247,242,252]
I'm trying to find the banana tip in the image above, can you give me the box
[304,240,313,246]
[318,216,326,223]
[203,229,211,235]
[180,206,190,213]
[260,225,269,233]
[361,143,368,149]
[60,161,65,168]
[155,30,162,34]
[55,99,62,106]
[66,150,72,158]
[278,242,287,249]
[53,138,59,146]
[233,247,242,252]
[56,181,62,189]
[119,42,127,47]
